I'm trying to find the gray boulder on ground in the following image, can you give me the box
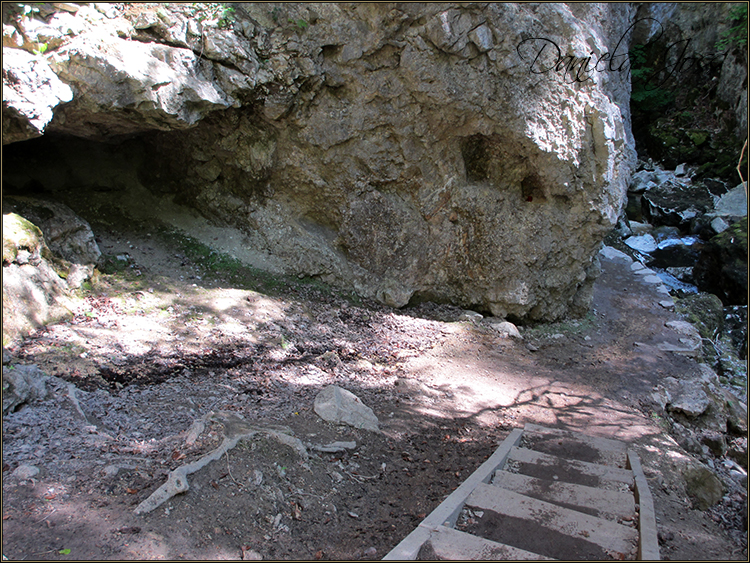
[2,213,73,345]
[10,464,40,480]
[641,180,715,228]
[2,364,49,415]
[710,184,748,218]
[662,377,710,418]
[624,234,657,253]
[656,364,744,436]
[682,465,726,510]
[599,245,633,264]
[3,197,101,266]
[1,195,105,344]
[658,320,703,357]
[628,170,659,194]
[2,199,102,342]
[487,320,523,339]
[313,385,380,432]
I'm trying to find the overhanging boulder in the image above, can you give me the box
[2,47,73,144]
[3,3,638,321]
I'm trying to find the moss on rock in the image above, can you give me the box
[2,213,44,265]
[645,119,742,181]
[675,293,725,339]
[693,221,748,305]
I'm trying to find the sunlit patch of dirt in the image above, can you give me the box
[3,222,746,560]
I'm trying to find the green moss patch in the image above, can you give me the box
[2,213,43,264]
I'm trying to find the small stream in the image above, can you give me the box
[618,162,747,399]
[629,234,702,295]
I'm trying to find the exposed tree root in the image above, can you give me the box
[184,411,212,445]
[134,412,308,515]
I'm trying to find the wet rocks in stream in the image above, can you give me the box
[619,160,747,384]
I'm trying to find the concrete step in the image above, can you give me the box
[492,469,637,521]
[506,446,634,490]
[417,524,554,560]
[464,483,639,560]
[521,423,629,468]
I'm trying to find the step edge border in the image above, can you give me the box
[382,427,524,560]
[628,449,661,561]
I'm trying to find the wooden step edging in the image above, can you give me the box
[522,422,630,467]
[628,449,660,561]
[382,428,524,560]
[383,425,660,561]
[491,469,636,519]
[523,422,629,454]
[417,524,554,560]
[465,483,639,556]
[507,446,635,484]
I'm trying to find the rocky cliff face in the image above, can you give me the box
[632,2,747,137]
[629,3,748,179]
[3,2,639,321]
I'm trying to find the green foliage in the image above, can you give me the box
[217,4,235,29]
[155,229,289,294]
[187,2,235,29]
[521,312,598,338]
[280,334,291,350]
[628,42,648,68]
[99,255,129,275]
[289,18,308,31]
[650,412,671,431]
[6,2,45,22]
[32,41,47,56]
[628,44,675,113]
[716,4,748,51]
[266,6,309,31]
[154,228,363,303]
[20,3,41,18]
[715,220,748,252]
[675,293,725,341]
[687,130,708,147]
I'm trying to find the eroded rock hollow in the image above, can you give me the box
[3,2,638,321]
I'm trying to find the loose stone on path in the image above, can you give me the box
[313,385,380,432]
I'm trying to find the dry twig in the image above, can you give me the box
[738,137,747,195]
[134,412,308,514]
[35,508,56,524]
[226,450,240,486]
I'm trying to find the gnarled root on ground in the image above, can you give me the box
[134,411,308,515]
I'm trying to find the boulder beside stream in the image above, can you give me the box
[694,221,748,306]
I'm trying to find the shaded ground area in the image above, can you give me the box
[2,220,747,560]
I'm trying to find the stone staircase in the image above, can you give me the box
[384,423,659,560]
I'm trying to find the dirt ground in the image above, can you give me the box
[2,219,748,561]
